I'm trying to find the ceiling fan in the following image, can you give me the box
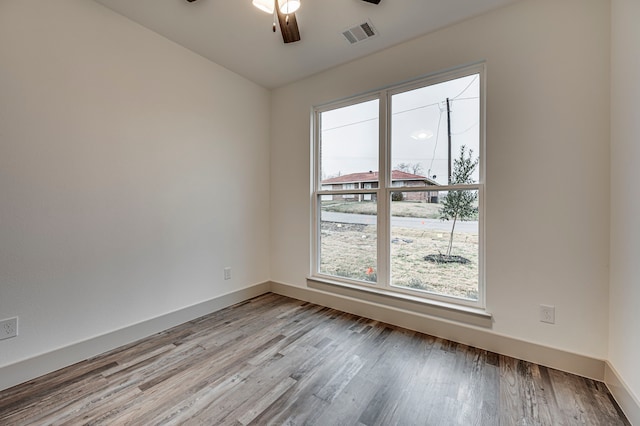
[186,0,381,44]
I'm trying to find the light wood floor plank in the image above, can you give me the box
[0,293,630,425]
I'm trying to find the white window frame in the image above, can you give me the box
[311,63,486,310]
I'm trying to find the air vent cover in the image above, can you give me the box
[342,21,378,45]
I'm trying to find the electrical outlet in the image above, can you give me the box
[224,267,232,280]
[0,317,18,340]
[540,305,555,324]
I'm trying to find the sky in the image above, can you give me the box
[320,74,480,186]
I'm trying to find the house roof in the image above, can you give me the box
[322,170,438,185]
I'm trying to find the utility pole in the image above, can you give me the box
[446,98,452,185]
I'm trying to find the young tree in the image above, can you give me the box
[440,146,478,256]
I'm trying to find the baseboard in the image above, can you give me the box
[0,282,271,392]
[269,281,606,381]
[605,362,640,425]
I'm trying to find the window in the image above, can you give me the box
[312,64,485,308]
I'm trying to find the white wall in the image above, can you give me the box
[610,0,640,407]
[271,0,610,359]
[0,0,270,370]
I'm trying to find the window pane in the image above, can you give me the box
[313,64,485,307]
[391,74,480,187]
[319,195,377,283]
[390,190,479,300]
[320,99,379,185]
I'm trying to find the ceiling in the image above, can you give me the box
[94,0,521,89]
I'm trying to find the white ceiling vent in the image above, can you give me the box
[342,21,378,45]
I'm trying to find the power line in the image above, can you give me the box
[390,101,441,116]
[322,76,478,133]
[451,122,478,136]
[427,108,444,176]
[322,101,442,132]
[451,75,478,100]
[321,116,378,132]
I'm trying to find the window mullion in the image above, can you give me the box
[311,110,321,278]
[377,91,390,288]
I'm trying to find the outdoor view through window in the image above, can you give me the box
[315,67,483,305]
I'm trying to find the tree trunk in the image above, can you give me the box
[446,214,458,256]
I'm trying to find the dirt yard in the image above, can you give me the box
[319,221,479,300]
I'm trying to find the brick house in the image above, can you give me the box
[321,170,439,202]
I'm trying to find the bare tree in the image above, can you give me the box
[395,162,411,172]
[395,162,424,176]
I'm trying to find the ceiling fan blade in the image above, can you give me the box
[361,0,381,3]
[276,8,301,43]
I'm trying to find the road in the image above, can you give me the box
[322,211,478,233]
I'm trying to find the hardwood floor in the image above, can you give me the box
[0,293,630,425]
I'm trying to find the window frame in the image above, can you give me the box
[311,62,486,310]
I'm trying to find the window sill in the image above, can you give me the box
[307,277,493,328]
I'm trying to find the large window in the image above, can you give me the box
[312,64,485,308]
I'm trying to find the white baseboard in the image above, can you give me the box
[270,281,606,381]
[605,362,640,425]
[0,282,271,392]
